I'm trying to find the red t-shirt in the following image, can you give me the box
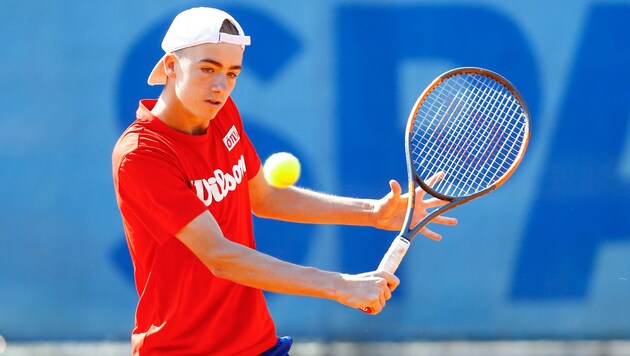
[112,99,277,355]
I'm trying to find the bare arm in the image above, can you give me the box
[249,165,458,240]
[176,210,399,314]
[249,166,377,226]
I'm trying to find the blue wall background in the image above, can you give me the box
[0,0,629,341]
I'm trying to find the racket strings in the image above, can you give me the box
[432,78,502,191]
[411,73,527,197]
[453,77,521,193]
[423,76,524,194]
[418,86,521,195]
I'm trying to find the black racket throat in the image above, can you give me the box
[400,183,490,243]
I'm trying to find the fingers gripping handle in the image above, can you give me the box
[360,236,410,314]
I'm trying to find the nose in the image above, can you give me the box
[211,75,229,92]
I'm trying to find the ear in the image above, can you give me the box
[164,54,177,80]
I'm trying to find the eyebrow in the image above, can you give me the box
[198,58,242,70]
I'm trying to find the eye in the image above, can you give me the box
[201,67,214,73]
[228,72,239,79]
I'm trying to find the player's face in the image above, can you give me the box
[171,43,243,120]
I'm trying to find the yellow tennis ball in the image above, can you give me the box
[263,152,301,188]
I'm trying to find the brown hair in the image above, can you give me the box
[172,19,241,59]
[219,19,239,35]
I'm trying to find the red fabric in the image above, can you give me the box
[112,98,277,355]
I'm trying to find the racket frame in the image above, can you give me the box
[360,67,530,314]
[400,67,530,244]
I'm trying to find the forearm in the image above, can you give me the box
[250,171,378,226]
[260,186,376,224]
[177,210,398,312]
[177,211,344,301]
[209,238,343,298]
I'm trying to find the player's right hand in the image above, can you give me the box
[335,271,399,314]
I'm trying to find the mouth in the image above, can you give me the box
[205,99,222,107]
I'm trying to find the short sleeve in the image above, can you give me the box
[116,146,207,245]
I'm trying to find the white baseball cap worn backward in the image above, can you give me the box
[147,7,251,86]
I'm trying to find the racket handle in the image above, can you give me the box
[377,235,410,273]
[360,236,410,314]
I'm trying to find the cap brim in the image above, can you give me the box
[147,54,167,86]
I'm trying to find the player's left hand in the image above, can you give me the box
[373,172,458,241]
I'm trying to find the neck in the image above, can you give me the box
[151,93,212,136]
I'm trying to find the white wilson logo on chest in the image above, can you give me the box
[191,155,247,206]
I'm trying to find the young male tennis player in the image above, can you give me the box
[112,7,456,355]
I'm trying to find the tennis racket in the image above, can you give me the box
[361,67,530,313]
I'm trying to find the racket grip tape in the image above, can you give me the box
[377,235,410,273]
[360,236,410,314]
